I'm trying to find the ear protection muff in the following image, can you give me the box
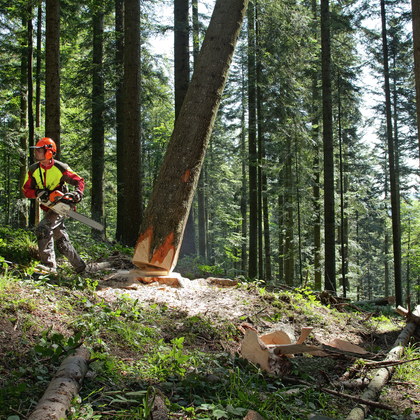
[44,146,54,160]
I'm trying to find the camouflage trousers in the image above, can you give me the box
[35,210,86,273]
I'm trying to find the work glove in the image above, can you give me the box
[36,189,50,203]
[72,191,83,203]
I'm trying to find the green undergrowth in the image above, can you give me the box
[0,229,417,419]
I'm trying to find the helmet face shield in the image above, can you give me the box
[29,137,57,159]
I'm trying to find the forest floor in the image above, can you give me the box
[1,249,420,420]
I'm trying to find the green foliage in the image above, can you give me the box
[0,226,36,265]
[34,328,83,362]
[148,337,190,380]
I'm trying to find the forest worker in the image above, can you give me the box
[22,137,86,274]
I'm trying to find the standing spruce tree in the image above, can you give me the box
[91,0,105,237]
[412,0,420,165]
[19,10,28,228]
[380,0,403,306]
[122,0,142,246]
[248,0,258,279]
[45,0,60,156]
[321,0,336,293]
[115,0,124,241]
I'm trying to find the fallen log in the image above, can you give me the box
[28,347,91,420]
[396,305,420,325]
[352,296,396,306]
[345,305,420,420]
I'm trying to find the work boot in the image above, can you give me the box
[35,264,57,274]
[74,262,86,274]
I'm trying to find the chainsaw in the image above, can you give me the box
[37,190,104,231]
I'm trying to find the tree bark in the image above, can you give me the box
[321,0,336,293]
[248,0,258,279]
[411,0,420,169]
[91,2,105,238]
[45,0,60,157]
[122,0,142,246]
[28,347,90,420]
[132,0,249,274]
[115,0,124,242]
[380,0,402,306]
[194,0,207,261]
[285,147,294,286]
[311,0,321,291]
[175,0,196,257]
[19,13,29,228]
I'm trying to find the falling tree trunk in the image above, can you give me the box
[175,0,196,257]
[115,0,124,242]
[45,0,60,157]
[91,2,105,238]
[321,0,336,293]
[248,0,258,279]
[411,0,420,168]
[381,0,402,306]
[122,0,142,246]
[132,0,249,274]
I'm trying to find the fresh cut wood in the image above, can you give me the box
[28,347,91,420]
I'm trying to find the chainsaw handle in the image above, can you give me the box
[49,190,75,203]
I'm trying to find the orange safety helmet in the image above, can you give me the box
[30,137,57,159]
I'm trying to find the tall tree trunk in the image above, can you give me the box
[176,0,196,257]
[411,0,420,169]
[241,63,248,274]
[45,0,60,157]
[194,0,207,260]
[115,0,124,242]
[31,3,42,226]
[285,148,294,286]
[384,161,390,297]
[248,0,258,279]
[321,0,335,293]
[338,76,346,296]
[91,2,105,238]
[256,0,267,280]
[311,0,321,291]
[122,0,142,246]
[19,13,29,228]
[35,4,42,133]
[381,0,402,306]
[278,181,284,283]
[295,137,303,285]
[132,0,249,274]
[28,7,37,226]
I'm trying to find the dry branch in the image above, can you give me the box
[283,377,395,412]
[345,305,420,420]
[28,347,90,420]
